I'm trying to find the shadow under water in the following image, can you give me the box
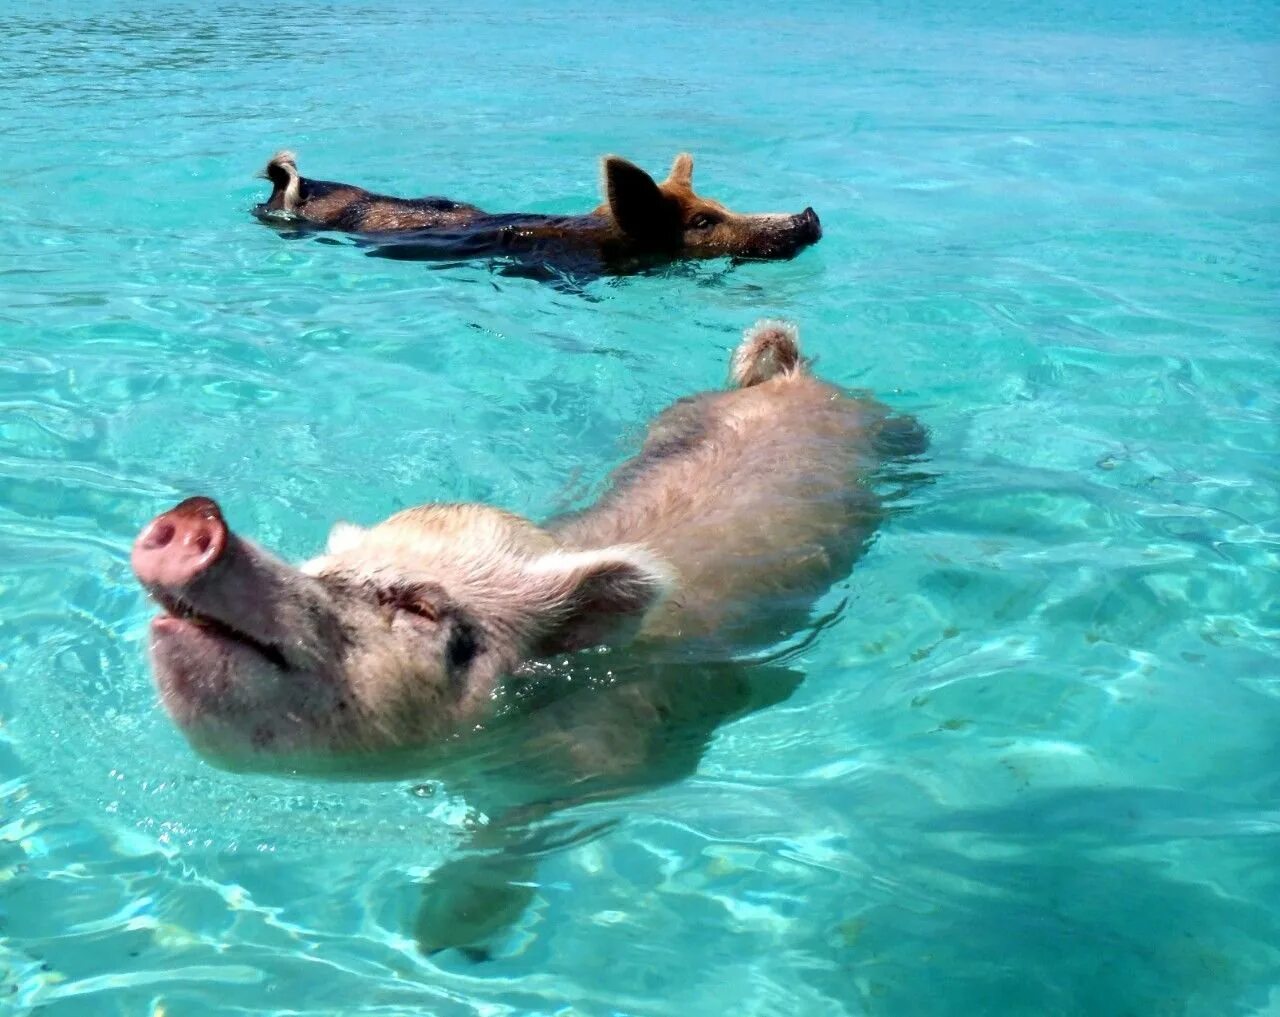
[408,655,805,958]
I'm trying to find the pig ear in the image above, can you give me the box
[603,156,682,247]
[666,153,694,188]
[527,545,672,655]
[326,521,367,555]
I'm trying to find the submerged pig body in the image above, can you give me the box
[133,323,923,767]
[254,151,821,271]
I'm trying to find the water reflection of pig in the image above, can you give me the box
[254,151,822,275]
[132,321,926,953]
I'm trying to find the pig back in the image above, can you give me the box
[549,373,895,649]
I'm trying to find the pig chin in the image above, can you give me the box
[149,616,270,716]
[147,615,318,757]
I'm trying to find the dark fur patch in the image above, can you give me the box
[447,617,481,675]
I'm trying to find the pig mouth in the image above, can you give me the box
[150,590,291,672]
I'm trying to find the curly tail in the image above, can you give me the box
[261,149,298,181]
[730,319,804,388]
[258,150,302,215]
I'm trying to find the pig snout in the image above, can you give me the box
[795,207,821,243]
[132,496,228,589]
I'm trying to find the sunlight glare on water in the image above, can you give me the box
[1,1,1278,1014]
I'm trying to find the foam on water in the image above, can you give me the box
[1,0,1278,1014]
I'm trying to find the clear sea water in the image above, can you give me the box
[2,1,1278,1014]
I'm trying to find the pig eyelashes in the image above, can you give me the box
[319,573,448,624]
[370,581,481,676]
[374,584,444,623]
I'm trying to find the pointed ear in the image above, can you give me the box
[526,545,672,655]
[603,156,682,248]
[665,152,694,188]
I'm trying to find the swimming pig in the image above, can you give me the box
[132,322,922,769]
[131,320,925,953]
[254,150,822,274]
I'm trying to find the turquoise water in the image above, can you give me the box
[3,0,1279,1013]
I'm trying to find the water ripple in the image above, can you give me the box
[2,0,1278,1013]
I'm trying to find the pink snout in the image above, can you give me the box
[132,496,228,589]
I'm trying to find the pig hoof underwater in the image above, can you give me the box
[133,321,924,768]
[254,150,822,273]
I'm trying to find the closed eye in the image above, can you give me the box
[377,585,442,623]
[687,212,722,230]
[401,600,440,622]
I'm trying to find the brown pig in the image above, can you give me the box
[254,150,822,274]
[132,321,923,772]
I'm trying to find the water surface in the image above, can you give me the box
[1,1,1278,1014]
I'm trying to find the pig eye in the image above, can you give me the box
[401,599,440,623]
[687,212,721,230]
[378,587,441,623]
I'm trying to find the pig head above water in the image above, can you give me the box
[254,150,822,274]
[132,321,925,772]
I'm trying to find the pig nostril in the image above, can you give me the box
[145,521,176,550]
[132,497,227,587]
